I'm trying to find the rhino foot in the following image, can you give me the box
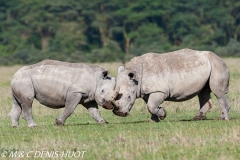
[158,107,166,120]
[56,119,64,126]
[28,123,37,127]
[218,117,230,121]
[148,114,160,123]
[98,120,108,124]
[11,121,19,128]
[12,124,19,128]
[148,119,159,123]
[28,125,37,128]
[193,115,206,121]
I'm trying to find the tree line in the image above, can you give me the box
[0,0,240,65]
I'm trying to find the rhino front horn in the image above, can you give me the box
[111,100,119,110]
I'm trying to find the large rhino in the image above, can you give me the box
[9,60,116,127]
[112,49,230,121]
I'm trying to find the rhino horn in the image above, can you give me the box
[111,99,120,110]
[111,100,118,109]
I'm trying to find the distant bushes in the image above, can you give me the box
[1,42,240,66]
[0,0,240,65]
[0,41,125,65]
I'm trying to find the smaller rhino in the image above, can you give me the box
[9,60,116,127]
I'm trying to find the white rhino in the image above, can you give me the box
[9,60,116,127]
[112,49,230,122]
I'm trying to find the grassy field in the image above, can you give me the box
[0,59,240,160]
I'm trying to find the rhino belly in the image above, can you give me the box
[167,76,209,102]
[36,93,66,108]
[32,75,70,108]
[166,90,201,102]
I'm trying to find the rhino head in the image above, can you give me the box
[95,71,116,110]
[112,66,139,117]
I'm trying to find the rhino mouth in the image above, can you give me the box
[111,96,128,117]
[102,100,114,110]
[112,100,131,117]
[112,109,128,117]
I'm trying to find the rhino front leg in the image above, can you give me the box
[56,93,82,126]
[143,95,159,122]
[83,101,107,124]
[146,92,167,122]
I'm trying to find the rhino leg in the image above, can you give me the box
[13,93,36,127]
[145,92,167,122]
[56,93,82,126]
[216,94,230,120]
[22,103,37,127]
[193,88,212,120]
[143,96,159,122]
[209,74,230,120]
[148,114,160,123]
[83,101,107,124]
[208,53,230,120]
[11,79,37,127]
[9,95,22,127]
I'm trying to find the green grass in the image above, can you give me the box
[0,59,240,160]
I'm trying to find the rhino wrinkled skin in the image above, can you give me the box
[9,60,116,127]
[112,49,230,122]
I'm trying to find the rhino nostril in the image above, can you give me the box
[102,98,106,103]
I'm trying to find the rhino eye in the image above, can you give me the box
[115,94,122,100]
[101,89,104,93]
[128,96,131,101]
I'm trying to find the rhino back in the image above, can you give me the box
[127,49,212,100]
[12,60,104,107]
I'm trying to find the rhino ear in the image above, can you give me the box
[102,70,108,78]
[118,66,125,74]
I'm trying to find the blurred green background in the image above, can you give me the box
[0,0,240,65]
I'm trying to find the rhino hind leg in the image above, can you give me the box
[193,87,212,121]
[208,53,230,120]
[209,75,230,120]
[10,89,37,127]
[216,94,230,120]
[56,93,82,126]
[9,95,22,127]
[83,101,108,124]
[22,102,37,127]
[145,92,167,122]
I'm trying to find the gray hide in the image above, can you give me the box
[112,49,230,122]
[9,60,116,127]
